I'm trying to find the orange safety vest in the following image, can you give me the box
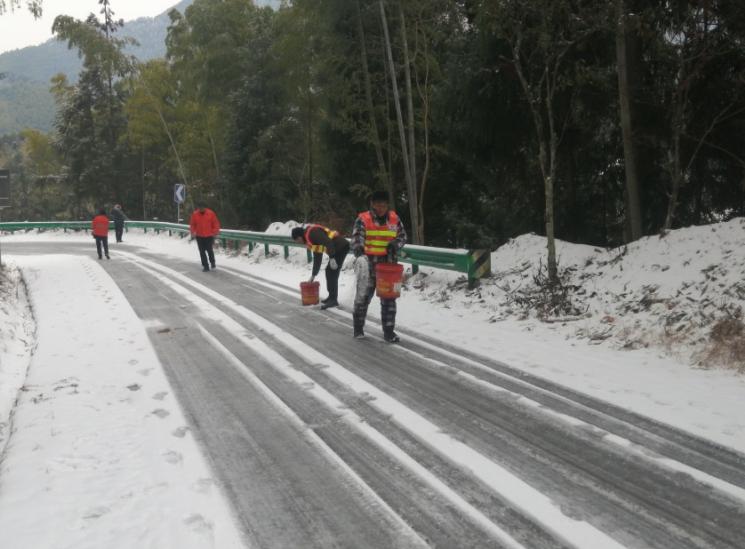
[304,224,339,254]
[359,211,399,256]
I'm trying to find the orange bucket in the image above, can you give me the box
[300,281,320,306]
[375,263,404,299]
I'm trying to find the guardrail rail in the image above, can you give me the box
[0,220,491,286]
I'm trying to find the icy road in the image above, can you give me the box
[3,240,745,549]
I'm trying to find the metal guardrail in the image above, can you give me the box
[0,220,491,286]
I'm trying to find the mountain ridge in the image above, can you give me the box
[0,0,279,136]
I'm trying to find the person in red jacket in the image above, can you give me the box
[189,203,221,272]
[91,208,110,260]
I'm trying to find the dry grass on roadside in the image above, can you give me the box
[698,316,745,373]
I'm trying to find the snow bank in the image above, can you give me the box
[422,218,745,371]
[0,263,35,457]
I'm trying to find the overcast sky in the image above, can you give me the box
[0,0,180,54]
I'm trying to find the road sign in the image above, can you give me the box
[0,169,9,208]
[173,183,186,204]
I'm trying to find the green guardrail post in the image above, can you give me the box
[264,243,270,256]
[248,242,255,254]
[467,249,491,288]
[284,245,289,259]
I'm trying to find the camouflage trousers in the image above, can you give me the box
[352,256,396,333]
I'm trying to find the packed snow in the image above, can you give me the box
[1,217,744,547]
[0,255,245,549]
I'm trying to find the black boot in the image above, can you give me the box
[383,328,400,343]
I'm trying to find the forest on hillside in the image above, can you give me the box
[1,0,744,269]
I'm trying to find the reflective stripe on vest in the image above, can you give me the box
[304,224,339,254]
[360,211,399,256]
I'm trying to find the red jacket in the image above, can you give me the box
[190,208,221,237]
[92,214,110,237]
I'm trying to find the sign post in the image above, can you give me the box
[0,169,9,267]
[173,183,186,224]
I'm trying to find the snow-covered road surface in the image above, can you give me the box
[2,238,745,548]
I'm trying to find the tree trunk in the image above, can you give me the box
[355,0,389,196]
[664,94,684,231]
[398,0,419,240]
[546,90,558,283]
[379,0,419,243]
[616,0,643,241]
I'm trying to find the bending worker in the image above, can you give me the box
[351,190,407,342]
[292,224,349,310]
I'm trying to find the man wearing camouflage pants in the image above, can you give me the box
[351,190,407,342]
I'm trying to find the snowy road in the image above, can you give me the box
[5,241,745,549]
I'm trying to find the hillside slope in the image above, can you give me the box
[411,217,745,371]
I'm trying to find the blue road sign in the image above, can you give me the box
[173,183,186,204]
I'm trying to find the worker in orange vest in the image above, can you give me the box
[189,203,221,272]
[91,208,110,260]
[351,190,407,342]
[291,224,350,309]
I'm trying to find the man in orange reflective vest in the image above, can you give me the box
[91,208,110,260]
[351,190,407,342]
[292,224,350,310]
[189,203,221,272]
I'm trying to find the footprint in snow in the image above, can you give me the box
[172,426,190,438]
[192,478,214,493]
[184,513,215,537]
[127,383,141,391]
[152,391,168,401]
[163,450,183,465]
[128,359,139,366]
[151,409,170,419]
[138,368,152,377]
[82,506,110,520]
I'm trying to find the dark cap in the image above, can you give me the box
[291,227,305,240]
[370,190,389,203]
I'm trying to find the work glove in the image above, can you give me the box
[386,241,398,261]
[329,258,338,270]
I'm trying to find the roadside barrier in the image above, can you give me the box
[0,220,491,287]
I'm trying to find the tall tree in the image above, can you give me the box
[0,0,41,16]
[52,3,135,213]
[483,0,606,282]
[615,0,643,241]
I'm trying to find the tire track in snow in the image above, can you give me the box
[121,252,627,549]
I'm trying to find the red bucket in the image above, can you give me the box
[300,281,320,306]
[375,263,404,299]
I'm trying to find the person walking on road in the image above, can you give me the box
[189,203,221,272]
[292,224,350,310]
[351,190,407,342]
[91,208,110,260]
[110,204,128,243]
